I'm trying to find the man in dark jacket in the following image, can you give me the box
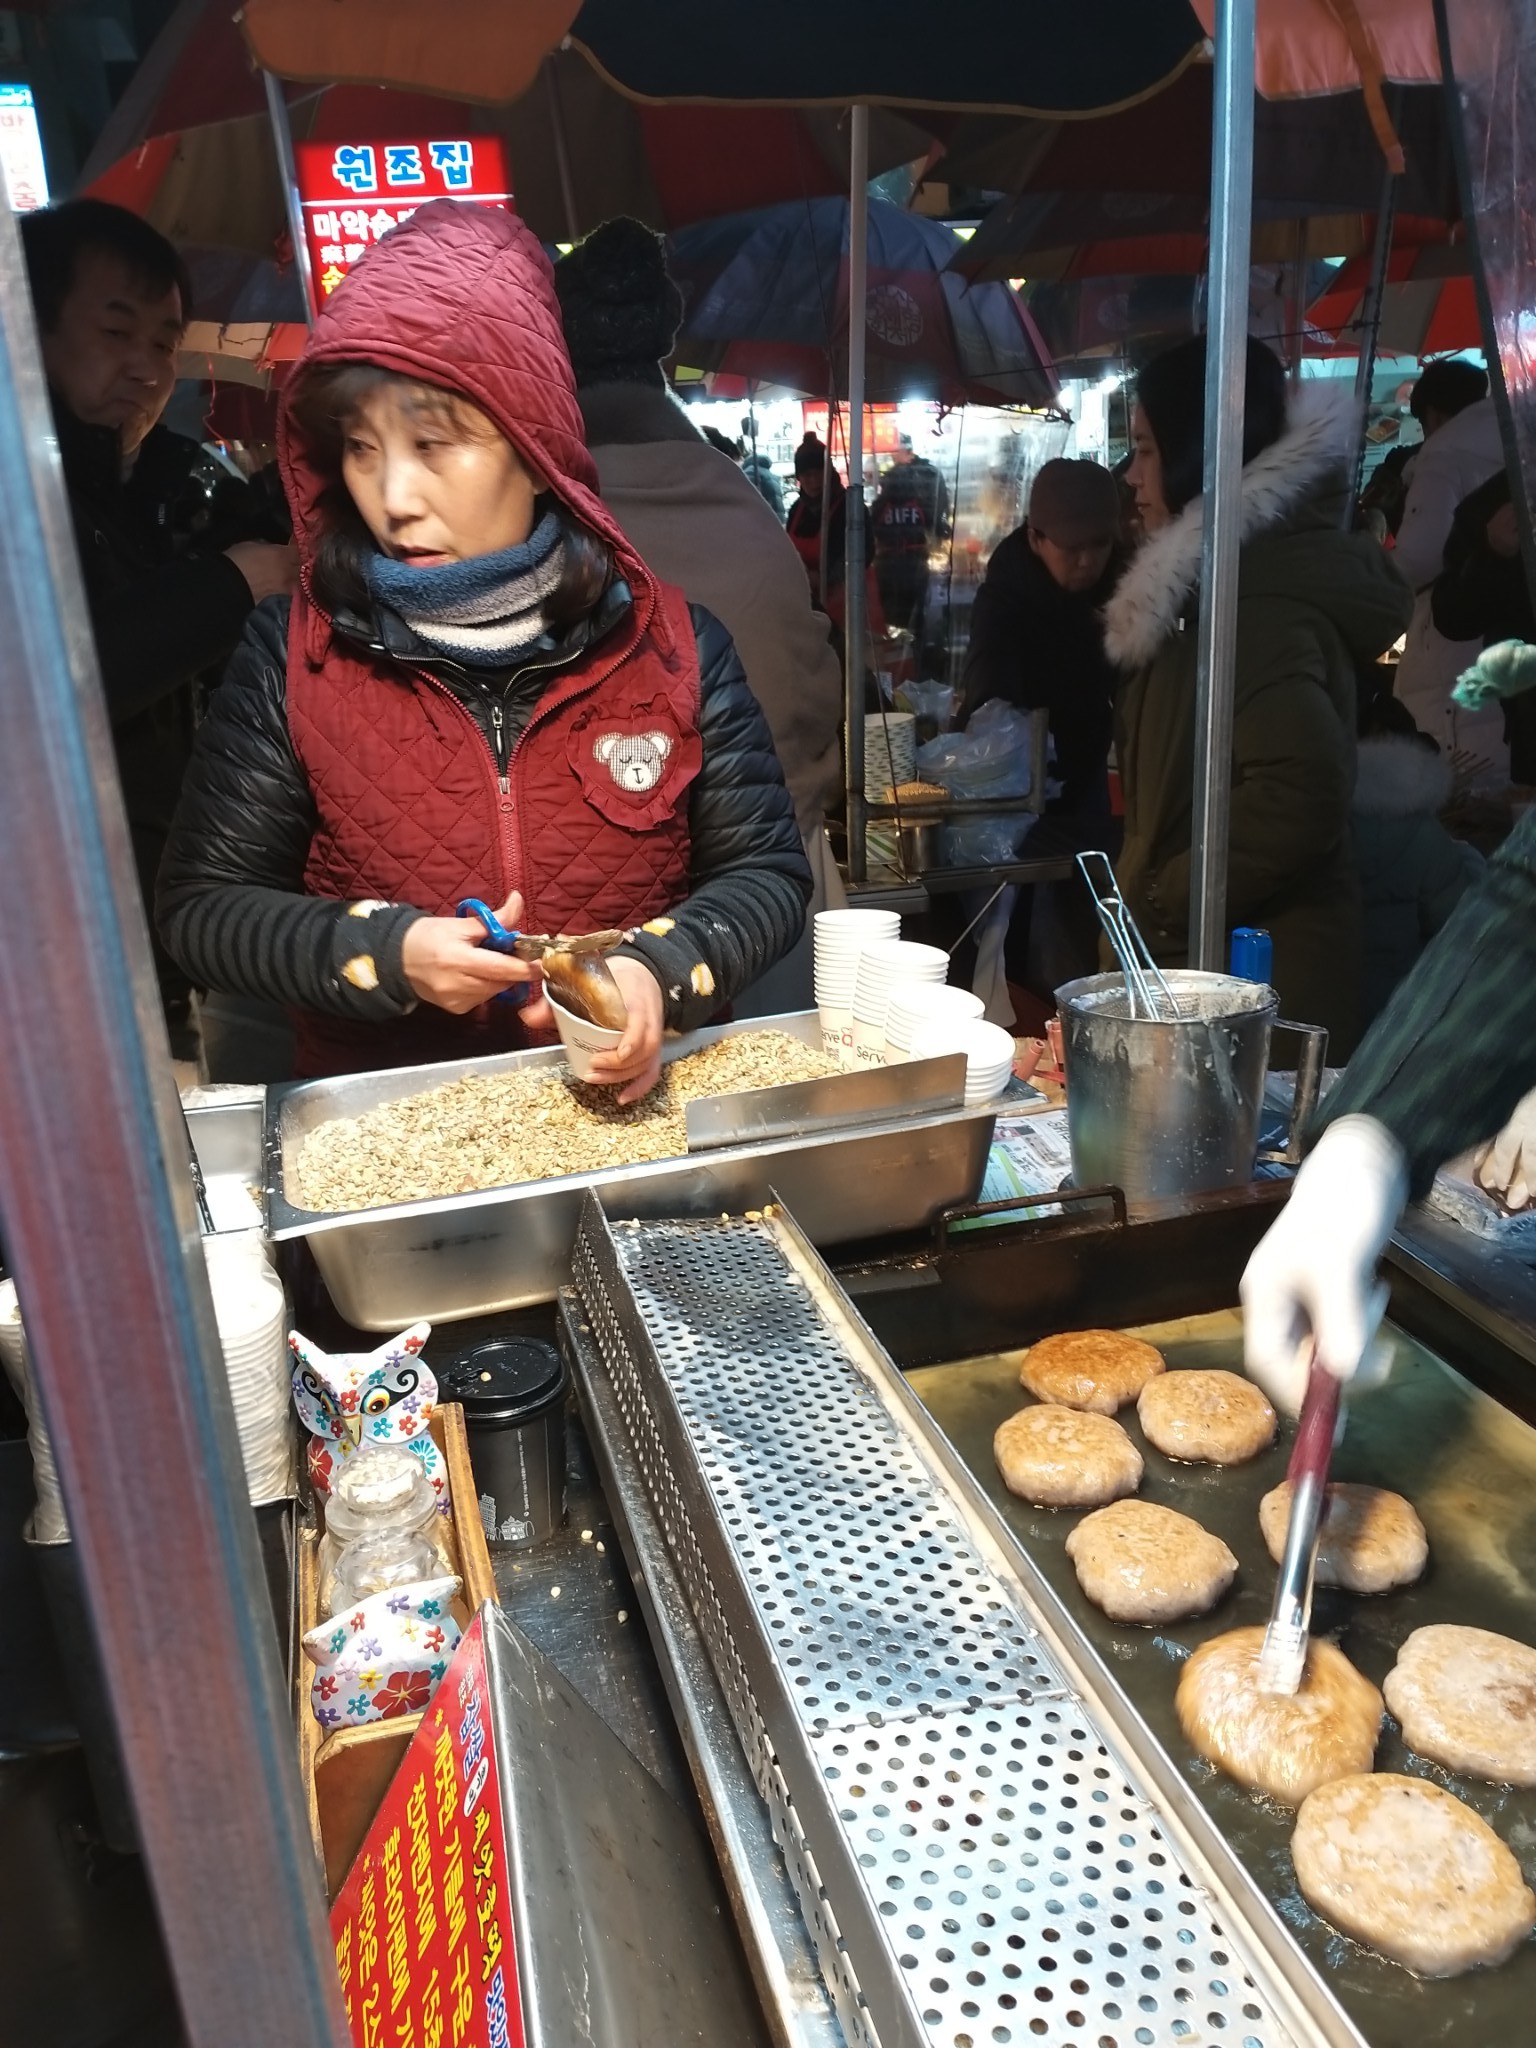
[871,434,949,643]
[21,200,295,1046]
[958,458,1124,989]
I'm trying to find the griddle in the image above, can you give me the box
[834,1190,1536,2045]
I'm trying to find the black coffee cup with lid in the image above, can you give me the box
[437,1336,567,1549]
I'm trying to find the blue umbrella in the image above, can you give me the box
[668,196,1056,406]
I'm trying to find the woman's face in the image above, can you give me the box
[1126,405,1170,533]
[340,382,542,566]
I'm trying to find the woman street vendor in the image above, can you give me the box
[157,200,811,1096]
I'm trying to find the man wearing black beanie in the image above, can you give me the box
[555,218,846,1013]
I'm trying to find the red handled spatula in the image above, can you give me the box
[1256,1346,1341,1695]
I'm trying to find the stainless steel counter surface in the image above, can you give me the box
[489,1396,693,1808]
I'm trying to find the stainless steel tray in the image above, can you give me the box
[572,1196,1315,2048]
[263,1012,992,1328]
[909,1311,1536,2046]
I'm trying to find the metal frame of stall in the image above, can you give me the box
[0,190,349,2042]
[841,0,1255,966]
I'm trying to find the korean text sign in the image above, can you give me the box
[330,1612,522,2048]
[294,137,513,306]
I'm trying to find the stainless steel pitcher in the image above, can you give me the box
[1056,969,1327,1202]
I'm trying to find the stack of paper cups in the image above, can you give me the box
[0,1278,68,1543]
[204,1235,294,1504]
[814,908,900,1066]
[851,939,949,1068]
[885,983,986,1064]
[910,1017,1018,1106]
[864,711,917,794]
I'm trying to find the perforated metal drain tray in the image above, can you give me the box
[571,1195,1361,2048]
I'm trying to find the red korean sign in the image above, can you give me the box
[330,1612,522,2048]
[802,401,903,477]
[295,137,513,307]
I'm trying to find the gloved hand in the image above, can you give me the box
[1240,1115,1409,1415]
[1476,1085,1536,1211]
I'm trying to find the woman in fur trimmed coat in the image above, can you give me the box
[1108,338,1413,1056]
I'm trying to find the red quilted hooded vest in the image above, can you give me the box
[277,202,701,1077]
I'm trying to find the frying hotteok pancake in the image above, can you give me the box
[1017,1329,1166,1415]
[1175,1625,1383,1805]
[993,1405,1143,1510]
[1065,1500,1237,1624]
[1259,1480,1427,1594]
[1292,1774,1536,1977]
[1384,1624,1536,1785]
[1136,1368,1276,1465]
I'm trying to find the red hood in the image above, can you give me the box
[279,200,663,644]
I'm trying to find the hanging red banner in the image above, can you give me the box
[294,137,513,306]
[329,1611,523,2048]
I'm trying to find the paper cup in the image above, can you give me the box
[819,1006,856,1067]
[886,984,985,1058]
[550,995,625,1081]
[851,1017,890,1068]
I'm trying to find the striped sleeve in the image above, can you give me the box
[1314,806,1536,1195]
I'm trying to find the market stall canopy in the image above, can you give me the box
[667,196,1056,407]
[1186,0,1440,175]
[948,77,1456,282]
[1188,0,1441,97]
[79,8,938,249]
[239,0,1208,117]
[1308,239,1479,355]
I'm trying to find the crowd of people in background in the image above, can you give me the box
[23,190,1530,1097]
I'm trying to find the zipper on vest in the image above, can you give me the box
[489,699,508,787]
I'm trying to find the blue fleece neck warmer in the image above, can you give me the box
[365,510,565,667]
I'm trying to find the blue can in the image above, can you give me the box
[1229,926,1273,985]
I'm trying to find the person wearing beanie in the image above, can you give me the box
[956,458,1127,999]
[1392,357,1507,774]
[157,202,811,1086]
[1105,335,1412,1055]
[555,217,847,1015]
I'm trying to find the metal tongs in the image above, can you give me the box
[456,899,632,1026]
[1256,1344,1342,1695]
[1074,851,1179,1020]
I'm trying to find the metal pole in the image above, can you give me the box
[542,55,582,244]
[265,69,316,323]
[1346,169,1401,520]
[845,102,870,885]
[1188,0,1257,969]
[0,200,347,2042]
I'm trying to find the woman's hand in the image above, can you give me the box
[400,891,553,1026]
[582,956,665,1104]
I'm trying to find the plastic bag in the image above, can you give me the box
[916,699,1037,865]
[895,677,958,740]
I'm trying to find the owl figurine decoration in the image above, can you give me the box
[289,1321,448,1512]
[302,1576,462,1730]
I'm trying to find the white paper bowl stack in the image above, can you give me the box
[885,982,986,1063]
[813,908,900,1066]
[864,711,917,794]
[909,1016,1017,1105]
[204,1235,294,1504]
[851,938,950,1068]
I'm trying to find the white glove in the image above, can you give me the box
[1476,1085,1536,1210]
[1240,1115,1409,1415]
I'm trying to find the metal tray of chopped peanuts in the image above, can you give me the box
[897,1307,1536,2047]
[263,1011,993,1328]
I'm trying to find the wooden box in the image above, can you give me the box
[294,1401,497,1899]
